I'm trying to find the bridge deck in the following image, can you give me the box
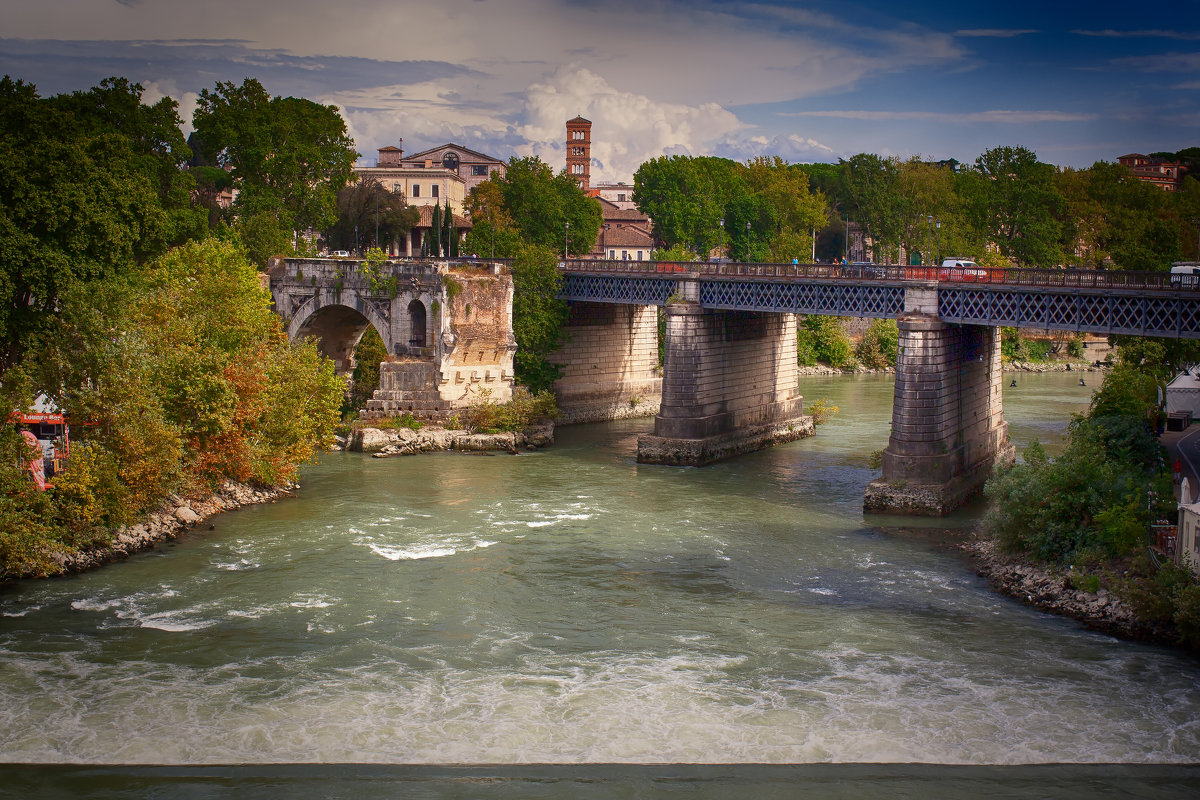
[558,261,1200,339]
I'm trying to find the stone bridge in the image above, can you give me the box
[268,257,516,420]
[271,256,1200,517]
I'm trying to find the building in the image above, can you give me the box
[1117,153,1186,191]
[593,198,656,261]
[1176,479,1200,577]
[354,141,506,256]
[566,116,592,191]
[592,181,637,210]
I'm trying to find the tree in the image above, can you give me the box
[509,244,569,392]
[837,154,904,262]
[462,179,521,258]
[966,146,1064,267]
[326,177,419,254]
[491,156,601,255]
[192,78,357,235]
[0,76,188,373]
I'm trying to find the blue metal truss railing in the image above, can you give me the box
[939,287,1200,339]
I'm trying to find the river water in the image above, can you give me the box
[2,372,1199,797]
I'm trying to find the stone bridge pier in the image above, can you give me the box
[552,302,662,423]
[636,277,811,465]
[864,287,1014,515]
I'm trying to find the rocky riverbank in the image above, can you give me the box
[961,535,1178,645]
[348,421,555,457]
[49,480,293,576]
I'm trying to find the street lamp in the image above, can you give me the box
[564,220,570,259]
[745,221,751,262]
[935,219,942,265]
[718,217,724,262]
[603,223,610,260]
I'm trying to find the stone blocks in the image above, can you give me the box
[865,313,1014,515]
[553,302,663,423]
[637,303,809,465]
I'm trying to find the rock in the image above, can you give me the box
[174,506,200,524]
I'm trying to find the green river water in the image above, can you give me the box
[2,372,1198,798]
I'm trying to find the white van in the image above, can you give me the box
[1171,263,1200,287]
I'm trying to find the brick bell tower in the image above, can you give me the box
[565,116,591,191]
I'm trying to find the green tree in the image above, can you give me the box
[0,76,189,373]
[326,177,419,254]
[837,154,903,262]
[509,243,569,392]
[965,145,1064,267]
[192,78,357,235]
[461,179,521,258]
[494,156,601,256]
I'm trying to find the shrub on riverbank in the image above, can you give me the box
[2,240,344,578]
[463,388,558,434]
[982,344,1200,650]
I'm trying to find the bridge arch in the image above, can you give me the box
[288,296,394,376]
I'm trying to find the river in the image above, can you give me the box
[2,372,1198,798]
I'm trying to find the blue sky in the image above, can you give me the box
[2,0,1197,181]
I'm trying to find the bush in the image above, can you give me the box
[807,398,839,425]
[463,387,558,433]
[855,318,898,369]
[798,316,854,368]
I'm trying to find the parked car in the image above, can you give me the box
[332,250,351,258]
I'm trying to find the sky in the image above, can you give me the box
[2,0,1198,182]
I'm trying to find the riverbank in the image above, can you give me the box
[960,535,1180,646]
[797,359,1104,377]
[42,480,294,578]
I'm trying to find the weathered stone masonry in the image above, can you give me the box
[552,302,662,423]
[863,312,1014,515]
[637,298,811,466]
[270,257,515,421]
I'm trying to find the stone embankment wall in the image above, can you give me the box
[553,302,662,424]
[51,481,291,576]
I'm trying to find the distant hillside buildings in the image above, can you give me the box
[1117,153,1186,191]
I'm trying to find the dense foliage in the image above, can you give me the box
[509,244,571,393]
[191,77,358,265]
[633,155,826,261]
[1,75,349,578]
[815,145,1199,269]
[983,345,1200,648]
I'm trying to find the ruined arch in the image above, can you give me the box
[289,298,392,376]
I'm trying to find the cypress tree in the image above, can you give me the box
[431,202,442,257]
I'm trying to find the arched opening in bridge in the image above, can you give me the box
[294,304,386,377]
[409,299,427,348]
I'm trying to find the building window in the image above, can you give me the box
[617,193,626,202]
[431,185,439,198]
[571,164,584,174]
[412,184,420,198]
[608,249,615,259]
[472,165,488,176]
[636,251,643,261]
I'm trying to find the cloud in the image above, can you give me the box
[1073,29,1200,40]
[517,66,746,181]
[785,109,1099,124]
[955,29,1039,38]
[1111,52,1200,72]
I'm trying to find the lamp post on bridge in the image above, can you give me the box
[564,220,570,260]
[746,220,751,262]
[935,219,942,265]
[718,217,724,262]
